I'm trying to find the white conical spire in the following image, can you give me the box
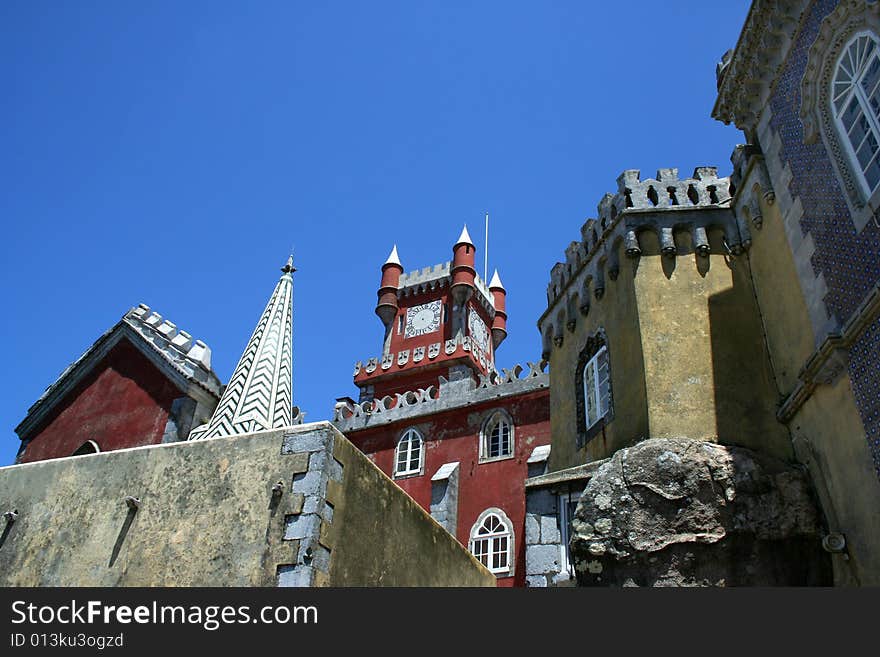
[489,269,504,289]
[455,224,474,246]
[189,257,295,440]
[384,244,402,267]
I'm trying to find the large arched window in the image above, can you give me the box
[394,428,423,477]
[480,410,514,462]
[802,3,880,232]
[832,32,880,199]
[469,508,514,576]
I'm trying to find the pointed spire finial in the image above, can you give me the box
[384,244,402,267]
[489,269,505,290]
[456,225,474,247]
[190,259,295,440]
[281,253,296,274]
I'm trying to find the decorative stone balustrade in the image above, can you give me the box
[334,360,549,432]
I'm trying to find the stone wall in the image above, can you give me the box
[0,422,494,587]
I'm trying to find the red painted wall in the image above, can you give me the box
[346,387,550,587]
[18,339,181,463]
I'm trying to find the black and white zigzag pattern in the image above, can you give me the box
[190,269,294,440]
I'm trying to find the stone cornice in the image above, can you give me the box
[712,0,812,132]
[778,280,880,423]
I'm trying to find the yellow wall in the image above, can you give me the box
[634,230,792,460]
[744,188,880,586]
[547,239,648,472]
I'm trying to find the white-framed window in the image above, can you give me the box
[394,427,423,477]
[479,410,514,462]
[832,31,880,199]
[558,489,582,577]
[583,345,611,429]
[469,508,514,575]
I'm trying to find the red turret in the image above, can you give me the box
[450,225,476,306]
[375,245,403,327]
[489,269,507,349]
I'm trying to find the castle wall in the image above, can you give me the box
[546,238,648,472]
[632,235,792,461]
[17,340,180,463]
[0,422,494,587]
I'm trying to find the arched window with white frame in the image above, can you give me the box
[480,410,514,462]
[832,31,880,199]
[394,427,423,477]
[469,508,514,576]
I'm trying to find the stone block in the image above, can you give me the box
[540,515,561,545]
[525,514,541,545]
[526,544,561,576]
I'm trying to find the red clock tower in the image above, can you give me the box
[356,226,507,402]
[335,227,550,587]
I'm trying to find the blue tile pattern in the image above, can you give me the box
[768,0,880,474]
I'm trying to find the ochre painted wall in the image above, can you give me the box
[346,389,550,587]
[18,339,180,463]
[547,238,648,472]
[633,230,792,461]
[744,184,880,586]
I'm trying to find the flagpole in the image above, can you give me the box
[484,212,489,282]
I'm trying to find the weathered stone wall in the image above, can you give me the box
[0,422,494,587]
[570,438,831,586]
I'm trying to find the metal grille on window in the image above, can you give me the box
[833,33,880,196]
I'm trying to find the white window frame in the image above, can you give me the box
[582,345,611,429]
[831,31,880,203]
[558,489,582,577]
[469,508,514,576]
[479,410,514,463]
[394,427,423,478]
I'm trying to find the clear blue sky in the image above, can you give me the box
[0,1,751,466]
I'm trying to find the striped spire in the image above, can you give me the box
[189,256,295,440]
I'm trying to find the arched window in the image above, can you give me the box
[832,32,880,199]
[71,440,100,456]
[575,331,613,449]
[394,428,423,477]
[480,410,514,462]
[469,508,514,576]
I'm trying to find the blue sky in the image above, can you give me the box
[0,1,751,466]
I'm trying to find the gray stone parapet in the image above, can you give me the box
[125,304,220,392]
[540,167,744,347]
[333,360,549,433]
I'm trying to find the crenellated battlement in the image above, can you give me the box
[125,304,218,386]
[334,360,549,433]
[539,167,750,355]
[397,261,495,313]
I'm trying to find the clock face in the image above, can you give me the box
[404,300,442,338]
[468,308,489,351]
